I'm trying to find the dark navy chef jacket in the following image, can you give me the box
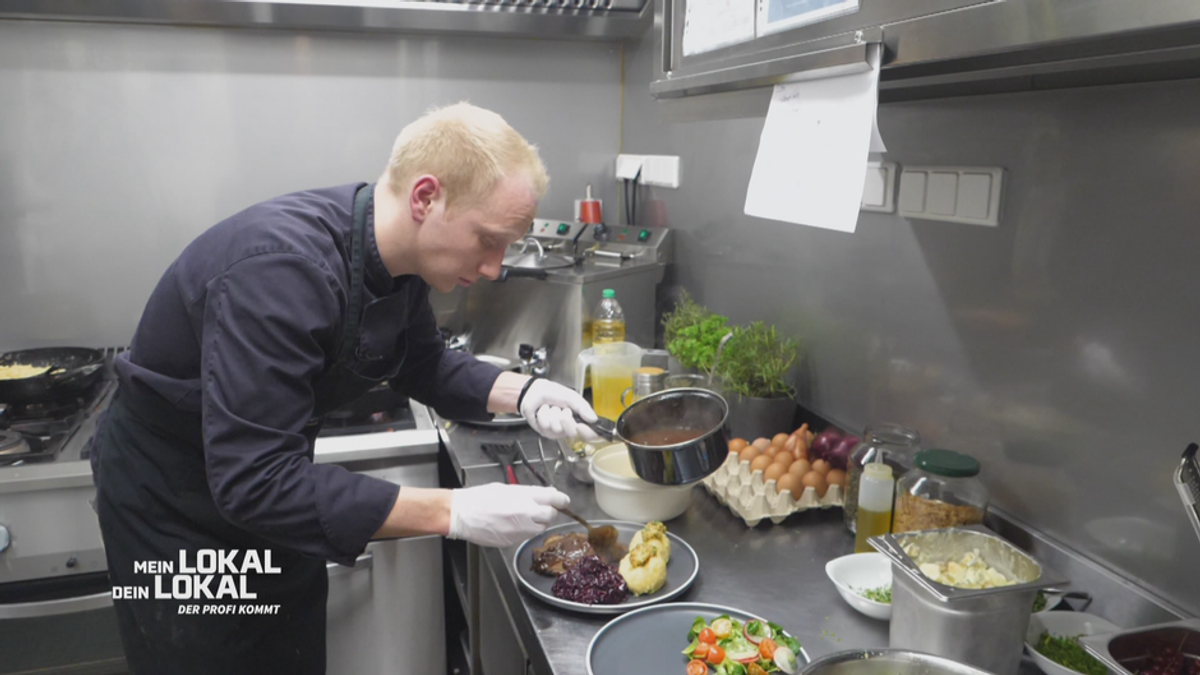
[111,183,502,564]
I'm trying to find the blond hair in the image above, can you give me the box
[385,102,549,211]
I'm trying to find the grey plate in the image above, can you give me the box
[588,602,811,675]
[513,521,698,615]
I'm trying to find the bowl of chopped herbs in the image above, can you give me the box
[1027,612,1122,675]
[825,553,892,621]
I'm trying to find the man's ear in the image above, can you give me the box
[409,175,441,224]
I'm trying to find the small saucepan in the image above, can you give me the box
[577,387,729,486]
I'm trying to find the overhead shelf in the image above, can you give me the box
[652,0,1200,101]
[0,0,653,40]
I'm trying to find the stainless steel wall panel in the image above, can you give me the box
[623,1,1200,613]
[0,20,626,350]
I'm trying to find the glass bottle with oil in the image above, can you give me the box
[854,462,895,553]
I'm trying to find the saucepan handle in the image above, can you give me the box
[572,413,616,442]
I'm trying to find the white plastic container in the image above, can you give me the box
[589,444,693,522]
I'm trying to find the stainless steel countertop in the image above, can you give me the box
[437,415,893,675]
[0,399,442,494]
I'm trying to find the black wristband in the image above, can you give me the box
[516,376,542,412]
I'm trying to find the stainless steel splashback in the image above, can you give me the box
[0,19,625,351]
[623,2,1200,614]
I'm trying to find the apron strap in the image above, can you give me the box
[333,184,372,365]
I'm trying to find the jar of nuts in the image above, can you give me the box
[893,449,988,533]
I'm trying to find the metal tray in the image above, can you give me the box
[1080,618,1200,675]
[512,521,697,615]
[587,602,810,675]
[870,525,1066,602]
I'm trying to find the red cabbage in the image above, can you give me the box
[551,555,628,605]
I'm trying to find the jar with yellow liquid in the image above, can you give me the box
[575,342,643,422]
[854,462,895,553]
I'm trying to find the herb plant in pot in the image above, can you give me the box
[715,322,799,440]
[662,290,729,390]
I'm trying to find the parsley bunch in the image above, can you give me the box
[1034,632,1107,675]
[663,290,730,375]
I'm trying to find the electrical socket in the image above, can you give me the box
[615,154,681,189]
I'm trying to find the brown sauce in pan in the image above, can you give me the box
[626,428,705,446]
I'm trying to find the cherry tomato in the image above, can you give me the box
[759,638,778,661]
[693,643,711,660]
[686,659,708,675]
[712,618,733,639]
[706,645,726,666]
[698,628,717,644]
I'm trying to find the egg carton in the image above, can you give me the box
[702,453,844,527]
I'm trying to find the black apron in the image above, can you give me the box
[95,185,396,675]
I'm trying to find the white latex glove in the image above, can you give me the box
[518,378,602,442]
[447,484,570,548]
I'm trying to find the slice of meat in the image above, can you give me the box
[531,533,595,577]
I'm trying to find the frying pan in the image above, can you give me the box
[0,347,105,403]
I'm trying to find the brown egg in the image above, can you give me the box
[772,433,790,448]
[776,472,800,496]
[752,437,772,451]
[826,469,847,489]
[739,446,761,464]
[801,470,829,498]
[772,451,795,470]
[763,463,788,484]
[750,455,773,474]
[811,459,832,476]
[788,459,812,479]
[763,444,779,458]
[728,438,748,455]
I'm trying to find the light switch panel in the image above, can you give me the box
[897,170,927,214]
[898,166,1004,226]
[861,161,897,213]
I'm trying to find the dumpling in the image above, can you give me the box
[618,543,667,596]
[629,521,670,563]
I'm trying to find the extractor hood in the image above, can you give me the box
[652,0,1200,101]
[0,0,651,40]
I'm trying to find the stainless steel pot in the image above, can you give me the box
[802,649,1000,675]
[870,527,1067,675]
[579,387,730,485]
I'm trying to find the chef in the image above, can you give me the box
[92,102,600,674]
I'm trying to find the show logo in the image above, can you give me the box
[111,549,284,615]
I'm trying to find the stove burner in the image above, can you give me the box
[0,430,31,456]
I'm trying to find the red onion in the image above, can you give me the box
[825,435,859,471]
[810,429,842,461]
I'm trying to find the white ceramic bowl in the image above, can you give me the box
[1025,612,1122,675]
[1036,591,1065,614]
[589,444,693,522]
[824,552,893,621]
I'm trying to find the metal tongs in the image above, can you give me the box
[1174,442,1200,544]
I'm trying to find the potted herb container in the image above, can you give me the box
[716,322,799,440]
